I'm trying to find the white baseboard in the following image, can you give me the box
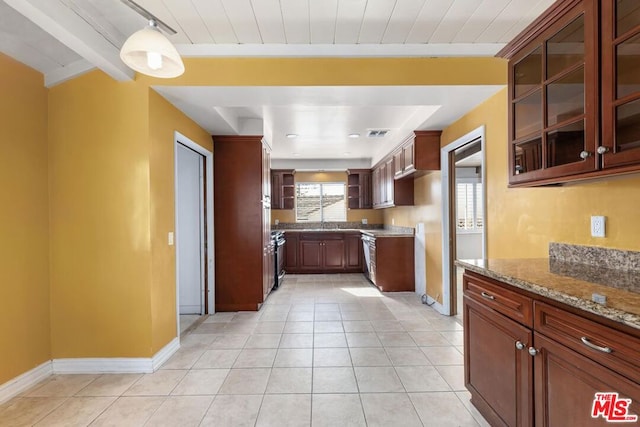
[152,337,180,371]
[424,295,447,315]
[0,361,52,404]
[0,337,180,403]
[52,337,181,374]
[52,357,154,374]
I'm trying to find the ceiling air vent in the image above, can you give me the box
[367,130,389,138]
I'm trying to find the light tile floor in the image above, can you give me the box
[0,274,490,426]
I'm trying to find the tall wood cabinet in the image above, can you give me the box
[213,135,273,311]
[501,0,640,186]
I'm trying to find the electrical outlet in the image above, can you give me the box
[168,232,174,246]
[592,293,607,305]
[275,219,279,225]
[591,216,606,238]
[361,218,368,224]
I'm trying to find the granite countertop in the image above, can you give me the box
[281,229,414,237]
[456,258,640,330]
[283,229,362,233]
[360,229,414,237]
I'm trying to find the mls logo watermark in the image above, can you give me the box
[591,392,638,423]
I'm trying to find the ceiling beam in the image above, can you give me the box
[3,0,133,81]
[45,59,95,87]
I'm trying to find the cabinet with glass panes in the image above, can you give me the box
[501,0,640,186]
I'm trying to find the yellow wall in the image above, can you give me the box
[148,90,212,353]
[386,87,640,304]
[383,174,443,301]
[48,71,154,357]
[1,54,506,383]
[47,72,212,358]
[138,57,506,87]
[442,88,640,257]
[0,54,51,384]
[271,171,384,224]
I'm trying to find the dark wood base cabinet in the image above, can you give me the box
[464,296,533,427]
[367,236,415,292]
[463,271,640,427]
[285,231,363,274]
[534,333,640,427]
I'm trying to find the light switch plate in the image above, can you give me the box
[168,232,174,246]
[591,216,606,238]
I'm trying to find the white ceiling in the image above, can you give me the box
[154,85,503,164]
[1,0,556,164]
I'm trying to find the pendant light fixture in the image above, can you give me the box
[119,0,185,78]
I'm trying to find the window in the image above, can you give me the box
[296,182,346,222]
[456,181,483,232]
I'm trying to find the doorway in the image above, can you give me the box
[441,126,487,317]
[174,132,214,337]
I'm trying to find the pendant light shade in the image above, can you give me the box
[120,20,185,78]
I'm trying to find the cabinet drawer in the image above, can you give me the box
[535,302,640,385]
[463,273,533,327]
[298,232,343,241]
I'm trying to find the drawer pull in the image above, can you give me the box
[580,337,612,354]
[481,292,495,300]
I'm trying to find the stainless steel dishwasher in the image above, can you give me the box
[361,234,376,284]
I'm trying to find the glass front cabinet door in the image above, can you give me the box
[509,0,598,185]
[601,0,640,168]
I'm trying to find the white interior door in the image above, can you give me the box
[177,144,204,315]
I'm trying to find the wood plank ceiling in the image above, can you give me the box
[128,0,555,45]
[1,0,556,85]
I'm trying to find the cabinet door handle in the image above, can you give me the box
[515,341,526,350]
[480,291,495,300]
[580,337,612,354]
[528,347,539,356]
[580,150,592,159]
[596,146,610,155]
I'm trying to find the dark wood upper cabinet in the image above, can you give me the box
[347,169,372,209]
[271,169,295,209]
[501,0,640,186]
[392,131,441,179]
[371,159,413,209]
[370,130,442,209]
[601,0,640,168]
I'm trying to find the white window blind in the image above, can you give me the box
[296,183,346,222]
[456,182,483,232]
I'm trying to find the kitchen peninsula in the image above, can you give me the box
[457,243,640,427]
[275,222,416,292]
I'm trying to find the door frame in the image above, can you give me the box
[174,131,215,337]
[440,125,487,316]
